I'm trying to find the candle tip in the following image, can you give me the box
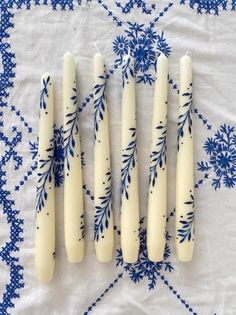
[159,52,167,59]
[63,51,73,59]
[185,51,192,57]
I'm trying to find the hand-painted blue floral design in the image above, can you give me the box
[36,138,54,212]
[94,172,112,241]
[180,0,236,15]
[121,128,137,200]
[54,126,64,187]
[29,125,83,189]
[80,213,85,240]
[71,87,77,105]
[177,83,193,150]
[113,23,171,85]
[122,54,134,87]
[40,75,50,110]
[116,0,155,14]
[177,194,195,243]
[116,217,174,290]
[64,87,79,170]
[149,123,167,187]
[198,124,236,190]
[94,76,106,140]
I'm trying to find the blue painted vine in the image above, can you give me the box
[80,213,85,241]
[40,75,50,110]
[177,193,195,243]
[36,137,54,212]
[94,171,112,241]
[149,123,167,187]
[177,83,193,150]
[93,75,106,140]
[64,87,79,170]
[122,54,134,87]
[121,128,137,200]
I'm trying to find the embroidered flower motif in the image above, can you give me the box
[116,218,173,290]
[113,23,171,85]
[198,124,236,190]
[113,36,129,57]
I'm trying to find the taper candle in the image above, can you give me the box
[93,52,114,262]
[63,52,85,263]
[35,73,55,282]
[175,54,194,262]
[147,54,168,262]
[120,53,140,263]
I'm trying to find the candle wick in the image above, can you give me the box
[185,51,191,57]
[94,42,99,54]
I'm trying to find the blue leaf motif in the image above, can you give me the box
[40,75,50,110]
[94,172,112,241]
[93,76,106,140]
[177,194,195,243]
[36,137,54,213]
[149,123,167,187]
[121,128,137,200]
[177,83,193,150]
[64,87,79,170]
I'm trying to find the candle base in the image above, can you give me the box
[176,243,194,262]
[122,246,139,264]
[96,249,113,263]
[147,246,165,263]
[35,264,54,283]
[66,244,85,263]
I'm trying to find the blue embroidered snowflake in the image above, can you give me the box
[116,218,173,290]
[113,23,171,85]
[198,124,236,190]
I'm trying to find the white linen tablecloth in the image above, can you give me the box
[0,1,236,314]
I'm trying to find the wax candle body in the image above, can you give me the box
[63,52,85,263]
[147,54,168,262]
[175,55,195,262]
[120,55,140,263]
[93,53,114,262]
[35,73,55,282]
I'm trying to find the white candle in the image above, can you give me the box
[35,73,55,282]
[147,54,168,262]
[120,53,140,263]
[93,52,114,262]
[63,52,85,263]
[175,54,194,262]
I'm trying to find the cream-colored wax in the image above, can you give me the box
[120,54,140,263]
[35,73,55,282]
[63,52,85,263]
[147,54,168,262]
[93,53,114,262]
[175,54,195,262]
